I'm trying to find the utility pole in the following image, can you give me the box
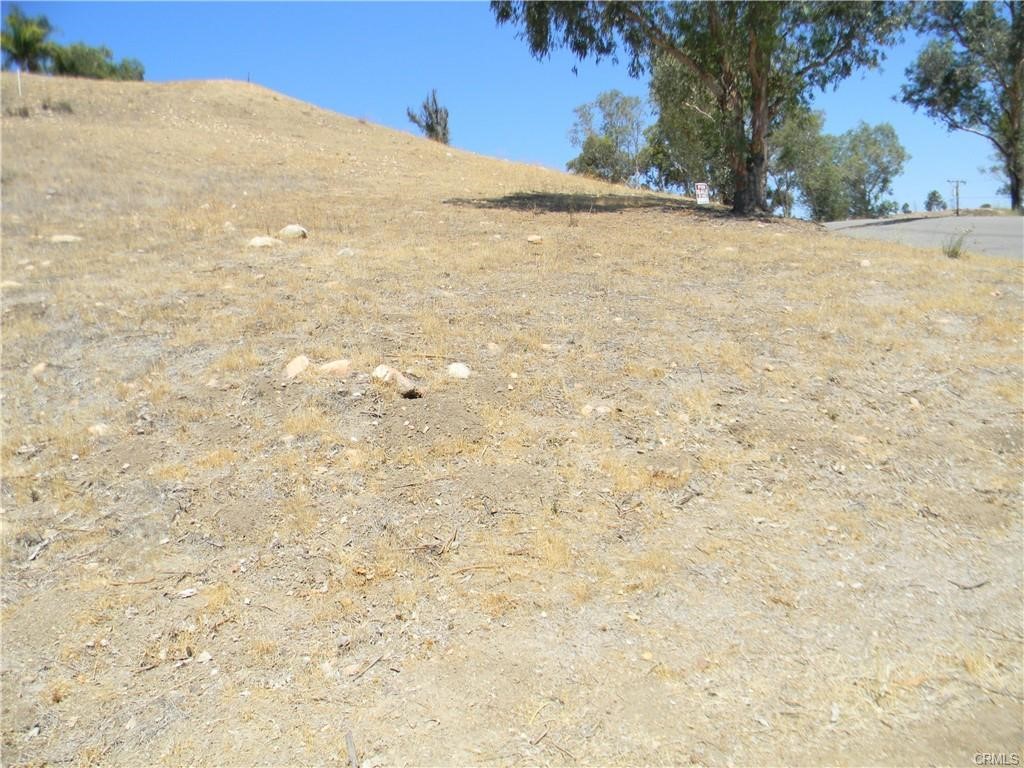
[947,179,966,216]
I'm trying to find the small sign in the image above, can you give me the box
[695,183,710,205]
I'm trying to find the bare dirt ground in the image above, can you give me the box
[2,74,1022,767]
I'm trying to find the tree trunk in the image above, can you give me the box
[1010,168,1021,211]
[731,38,771,216]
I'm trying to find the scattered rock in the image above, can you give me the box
[342,662,363,677]
[337,247,358,257]
[87,423,110,438]
[30,362,47,377]
[278,224,308,239]
[318,359,351,378]
[195,651,213,664]
[484,342,502,355]
[860,259,871,267]
[247,236,284,248]
[1,281,23,289]
[372,364,421,398]
[526,235,543,245]
[49,234,82,244]
[285,355,310,379]
[447,362,471,379]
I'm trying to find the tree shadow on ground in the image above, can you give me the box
[444,191,738,220]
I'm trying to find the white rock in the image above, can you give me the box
[284,355,310,379]
[88,423,110,437]
[195,651,213,664]
[31,362,47,377]
[49,234,82,243]
[337,247,357,257]
[278,224,308,239]
[860,259,871,267]
[372,364,420,397]
[526,235,543,245]
[247,236,284,248]
[318,359,351,378]
[1,281,23,289]
[447,362,471,379]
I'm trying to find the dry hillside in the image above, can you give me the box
[2,73,1022,766]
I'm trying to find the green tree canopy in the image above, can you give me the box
[1,5,54,73]
[900,1,1023,211]
[924,189,948,211]
[492,0,907,215]
[51,42,143,80]
[786,120,908,221]
[566,89,645,183]
[639,52,731,201]
[407,89,450,145]
[838,122,909,218]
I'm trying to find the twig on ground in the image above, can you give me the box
[547,740,576,762]
[948,579,989,590]
[352,653,386,681]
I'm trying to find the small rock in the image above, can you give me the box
[446,362,471,379]
[176,588,198,599]
[372,364,421,398]
[87,423,110,438]
[1,280,23,289]
[342,662,362,677]
[859,259,871,267]
[284,355,310,379]
[908,396,922,410]
[195,651,213,664]
[526,235,543,245]
[337,247,357,257]
[31,362,47,377]
[318,359,351,378]
[337,634,352,649]
[49,234,82,244]
[278,224,308,239]
[484,342,501,354]
[247,236,284,248]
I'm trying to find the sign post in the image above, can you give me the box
[695,183,710,205]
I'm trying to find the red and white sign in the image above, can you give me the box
[695,183,710,205]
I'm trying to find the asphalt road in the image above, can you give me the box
[824,215,1022,260]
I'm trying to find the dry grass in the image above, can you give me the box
[1,72,1021,767]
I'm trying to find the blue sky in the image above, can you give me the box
[12,1,1010,212]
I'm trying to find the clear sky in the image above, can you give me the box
[12,1,1011,212]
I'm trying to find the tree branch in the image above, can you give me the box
[616,4,725,102]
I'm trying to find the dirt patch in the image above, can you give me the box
[2,73,1022,766]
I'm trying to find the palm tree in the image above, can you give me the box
[1,6,55,73]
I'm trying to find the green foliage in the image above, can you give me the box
[900,1,1023,210]
[566,89,645,184]
[1,5,54,72]
[767,108,829,217]
[50,42,144,80]
[942,230,968,259]
[492,0,908,214]
[2,5,143,80]
[406,89,450,145]
[786,120,908,221]
[640,53,731,200]
[924,190,947,212]
[837,122,909,218]
[901,202,912,214]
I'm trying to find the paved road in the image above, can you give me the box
[824,215,1022,260]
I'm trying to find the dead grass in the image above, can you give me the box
[1,72,1021,768]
